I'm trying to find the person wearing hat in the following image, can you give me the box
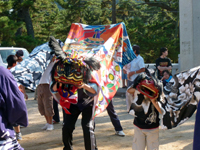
[15,50,24,63]
[123,45,145,87]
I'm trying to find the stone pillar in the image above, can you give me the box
[179,0,200,71]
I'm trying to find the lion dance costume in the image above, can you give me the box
[48,36,101,114]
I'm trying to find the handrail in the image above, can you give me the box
[145,63,179,75]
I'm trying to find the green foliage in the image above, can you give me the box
[82,0,103,25]
[0,0,21,46]
[0,0,180,63]
[117,0,179,63]
[14,35,44,52]
[31,0,61,41]
[55,0,87,35]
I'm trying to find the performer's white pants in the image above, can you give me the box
[132,125,159,150]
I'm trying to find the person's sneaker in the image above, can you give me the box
[16,132,22,141]
[52,119,59,124]
[115,130,125,137]
[46,124,54,131]
[41,123,48,130]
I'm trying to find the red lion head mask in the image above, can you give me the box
[136,78,159,99]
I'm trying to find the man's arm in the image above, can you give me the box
[123,62,131,74]
[157,66,172,72]
[19,85,28,100]
[127,68,145,79]
[156,58,172,72]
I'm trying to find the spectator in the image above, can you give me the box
[123,45,145,86]
[155,47,172,80]
[37,61,55,131]
[161,70,172,86]
[0,66,28,148]
[6,55,28,99]
[15,50,24,63]
[6,54,18,69]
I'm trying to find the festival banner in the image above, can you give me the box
[62,22,135,116]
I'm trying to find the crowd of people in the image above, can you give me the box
[122,46,172,88]
[1,45,189,150]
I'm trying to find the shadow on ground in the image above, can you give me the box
[20,92,195,150]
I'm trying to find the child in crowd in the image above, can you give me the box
[161,69,172,86]
[15,50,24,63]
[7,54,18,69]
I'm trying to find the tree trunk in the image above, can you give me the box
[15,9,23,36]
[112,0,116,24]
[23,7,35,38]
[15,0,35,38]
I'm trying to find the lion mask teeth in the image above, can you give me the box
[136,79,159,99]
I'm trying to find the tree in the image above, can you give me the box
[0,0,179,63]
[116,0,179,63]
[99,0,112,24]
[31,0,61,41]
[0,0,22,46]
[112,0,116,23]
[82,0,103,25]
[13,0,36,38]
[143,0,178,12]
[54,0,88,41]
